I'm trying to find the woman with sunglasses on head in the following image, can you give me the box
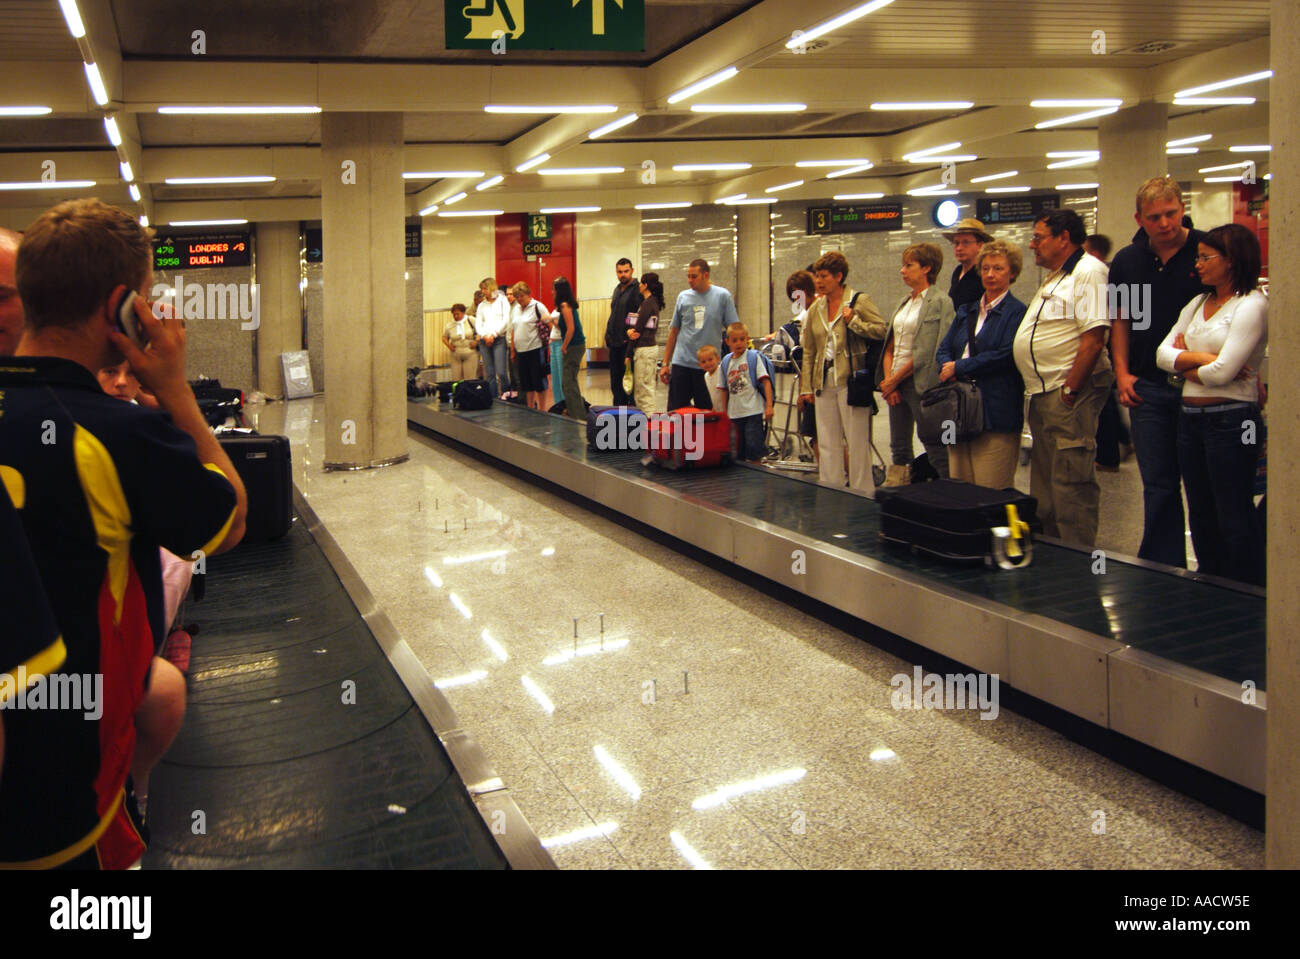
[1156,224,1267,586]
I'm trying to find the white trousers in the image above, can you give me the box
[814,383,875,494]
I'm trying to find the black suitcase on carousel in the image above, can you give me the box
[586,405,648,450]
[218,432,293,541]
[452,378,493,410]
[878,479,1038,568]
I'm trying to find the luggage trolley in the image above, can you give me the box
[759,339,816,472]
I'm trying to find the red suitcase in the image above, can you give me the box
[644,407,733,469]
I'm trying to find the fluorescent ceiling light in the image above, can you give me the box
[673,162,751,172]
[1166,147,1199,155]
[825,162,875,179]
[0,105,53,116]
[540,206,601,213]
[128,184,141,202]
[164,175,275,185]
[444,191,468,204]
[84,62,109,106]
[1047,156,1100,169]
[1230,145,1272,153]
[765,180,804,193]
[139,215,149,227]
[475,175,504,190]
[403,170,484,179]
[589,113,638,138]
[1056,182,1100,190]
[537,166,625,175]
[419,204,439,216]
[0,180,96,191]
[907,186,958,196]
[118,161,133,182]
[907,154,976,163]
[515,153,550,173]
[689,103,806,113]
[902,142,962,161]
[1176,70,1272,98]
[102,116,122,146]
[724,197,778,205]
[715,193,747,204]
[787,0,895,49]
[484,104,617,114]
[1172,97,1255,106]
[833,192,885,200]
[1168,134,1211,147]
[970,170,1018,183]
[1030,99,1123,108]
[167,218,248,226]
[635,201,692,210]
[871,101,972,110]
[1046,151,1099,158]
[1034,107,1118,129]
[666,66,739,104]
[1205,175,1252,183]
[1199,162,1253,173]
[58,0,86,37]
[795,159,871,168]
[986,186,1031,193]
[157,105,321,114]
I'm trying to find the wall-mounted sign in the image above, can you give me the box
[523,240,552,256]
[446,0,645,51]
[527,214,552,241]
[301,225,421,262]
[976,194,1061,225]
[806,203,904,235]
[154,233,251,270]
[406,223,422,258]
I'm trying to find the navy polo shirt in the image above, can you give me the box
[1108,225,1209,380]
[0,356,236,864]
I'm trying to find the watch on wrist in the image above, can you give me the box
[1062,385,1077,400]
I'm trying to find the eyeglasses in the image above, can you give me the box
[1194,253,1221,264]
[1029,234,1050,245]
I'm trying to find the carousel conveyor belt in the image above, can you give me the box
[143,495,552,869]
[409,399,1266,797]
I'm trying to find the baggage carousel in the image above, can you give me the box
[409,399,1267,798]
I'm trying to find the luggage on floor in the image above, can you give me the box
[191,377,244,427]
[587,405,648,451]
[218,432,293,541]
[878,479,1038,568]
[452,378,493,410]
[642,407,732,470]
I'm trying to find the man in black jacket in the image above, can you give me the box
[942,218,993,315]
[605,257,639,406]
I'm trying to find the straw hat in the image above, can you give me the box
[941,217,993,243]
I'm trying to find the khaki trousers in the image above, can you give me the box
[947,431,1021,491]
[450,352,478,381]
[631,347,659,412]
[1026,372,1112,546]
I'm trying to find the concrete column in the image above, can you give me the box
[735,205,772,335]
[320,112,408,470]
[1268,0,1298,869]
[1097,103,1168,246]
[254,222,304,398]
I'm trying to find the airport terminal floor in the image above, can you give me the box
[243,374,1262,870]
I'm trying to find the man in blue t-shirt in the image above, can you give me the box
[658,258,740,410]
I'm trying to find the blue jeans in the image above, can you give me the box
[1177,403,1264,586]
[1128,377,1187,567]
[549,341,564,404]
[478,338,509,399]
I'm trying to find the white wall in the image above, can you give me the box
[576,210,641,301]
[422,217,495,311]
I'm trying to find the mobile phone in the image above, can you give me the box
[111,288,146,347]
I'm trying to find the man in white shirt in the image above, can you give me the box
[1013,209,1114,546]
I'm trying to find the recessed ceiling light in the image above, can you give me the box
[689,103,807,113]
[0,105,53,116]
[57,0,86,37]
[139,214,149,227]
[1166,147,1199,155]
[871,101,972,110]
[589,113,639,138]
[1046,151,1100,158]
[540,206,601,213]
[673,163,752,172]
[970,170,1018,183]
[787,0,896,49]
[795,159,872,168]
[906,154,976,163]
[437,209,504,217]
[102,116,122,145]
[902,142,961,161]
[1030,99,1123,108]
[537,166,625,175]
[444,191,468,204]
[0,180,96,191]
[128,183,141,202]
[1172,97,1255,106]
[1056,183,1100,190]
[475,175,504,190]
[168,218,249,226]
[84,63,108,106]
[419,204,439,216]
[985,186,1031,193]
[403,170,484,179]
[832,192,885,200]
[765,180,804,193]
[723,197,778,205]
[825,162,875,179]
[1047,156,1100,169]
[1167,134,1211,147]
[119,161,134,182]
[1199,162,1253,173]
[158,105,321,114]
[907,185,958,196]
[1204,175,1251,183]
[484,105,617,114]
[515,153,550,173]
[1229,145,1272,153]
[667,66,740,105]
[635,201,693,210]
[1034,107,1119,129]
[1176,71,1272,98]
[164,176,275,185]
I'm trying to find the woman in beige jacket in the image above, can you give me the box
[798,250,887,493]
[442,302,479,381]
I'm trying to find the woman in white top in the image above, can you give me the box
[507,281,550,410]
[876,243,955,484]
[475,277,512,399]
[1156,224,1267,586]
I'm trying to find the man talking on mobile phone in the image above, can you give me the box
[0,198,247,869]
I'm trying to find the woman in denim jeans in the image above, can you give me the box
[1156,224,1267,586]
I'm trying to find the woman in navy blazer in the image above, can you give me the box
[935,239,1029,490]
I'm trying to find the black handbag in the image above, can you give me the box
[844,293,884,410]
[917,309,983,444]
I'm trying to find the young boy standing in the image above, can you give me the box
[717,322,774,462]
[696,344,726,412]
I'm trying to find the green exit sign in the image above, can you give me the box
[446,0,644,51]
[527,214,552,241]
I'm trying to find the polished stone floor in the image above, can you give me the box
[247,380,1255,869]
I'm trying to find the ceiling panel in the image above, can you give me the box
[0,0,82,59]
[138,114,322,146]
[0,117,108,149]
[403,112,538,143]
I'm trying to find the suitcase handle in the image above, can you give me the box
[991,504,1032,569]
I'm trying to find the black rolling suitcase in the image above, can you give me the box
[878,479,1038,568]
[586,405,647,450]
[218,433,292,541]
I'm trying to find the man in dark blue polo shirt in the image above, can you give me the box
[1108,177,1208,567]
[0,198,247,869]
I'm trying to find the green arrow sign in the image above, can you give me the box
[446,0,644,51]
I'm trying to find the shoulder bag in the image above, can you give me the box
[917,308,983,445]
[845,293,884,411]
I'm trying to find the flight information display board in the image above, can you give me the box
[154,234,251,270]
[806,203,904,234]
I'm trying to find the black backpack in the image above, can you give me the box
[452,378,493,410]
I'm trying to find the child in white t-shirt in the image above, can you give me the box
[717,322,774,462]
[697,344,726,412]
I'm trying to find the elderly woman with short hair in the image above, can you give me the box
[934,238,1029,489]
[876,242,955,484]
